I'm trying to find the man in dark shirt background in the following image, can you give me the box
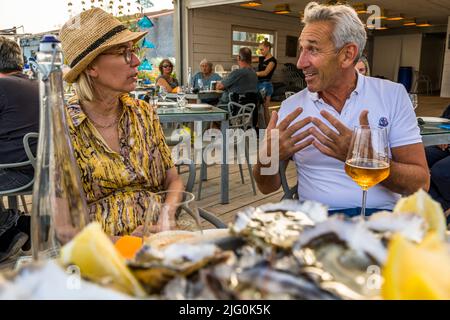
[216,47,259,127]
[216,47,258,105]
[0,36,39,192]
[0,36,38,262]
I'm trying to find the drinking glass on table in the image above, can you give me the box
[158,86,167,104]
[344,125,390,219]
[176,86,187,110]
[197,79,204,91]
[142,191,202,240]
[409,93,418,110]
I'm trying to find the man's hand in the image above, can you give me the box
[259,108,313,165]
[310,109,369,162]
[437,144,449,151]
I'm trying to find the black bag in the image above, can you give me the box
[0,209,30,262]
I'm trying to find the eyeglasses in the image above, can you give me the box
[162,64,172,68]
[100,46,137,65]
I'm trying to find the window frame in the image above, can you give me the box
[231,25,277,59]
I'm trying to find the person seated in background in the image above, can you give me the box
[216,47,258,105]
[192,58,222,91]
[355,55,370,76]
[425,104,450,224]
[192,58,222,105]
[0,36,39,193]
[0,36,38,260]
[216,47,258,127]
[59,8,195,238]
[156,58,179,93]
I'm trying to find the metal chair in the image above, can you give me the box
[285,91,296,99]
[197,92,257,200]
[283,63,305,91]
[279,159,298,201]
[0,133,38,212]
[413,71,432,95]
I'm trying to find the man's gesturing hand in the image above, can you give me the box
[310,109,369,162]
[259,108,313,165]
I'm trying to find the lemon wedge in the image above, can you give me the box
[60,222,146,297]
[393,189,446,240]
[382,232,450,300]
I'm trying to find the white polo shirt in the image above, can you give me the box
[278,73,422,210]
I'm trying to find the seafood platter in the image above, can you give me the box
[0,190,449,300]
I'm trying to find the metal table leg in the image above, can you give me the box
[220,119,229,204]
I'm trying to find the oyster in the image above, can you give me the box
[365,211,427,243]
[296,216,387,264]
[128,243,232,293]
[294,217,386,299]
[230,200,327,250]
[205,262,339,300]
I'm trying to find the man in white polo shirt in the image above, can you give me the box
[253,1,429,216]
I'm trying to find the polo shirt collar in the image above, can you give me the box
[307,70,365,102]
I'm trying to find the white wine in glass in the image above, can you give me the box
[345,125,390,219]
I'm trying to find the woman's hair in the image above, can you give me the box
[0,36,23,73]
[260,39,272,50]
[73,69,96,102]
[358,55,371,76]
[158,58,174,75]
[302,1,367,62]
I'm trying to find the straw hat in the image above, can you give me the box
[60,8,147,83]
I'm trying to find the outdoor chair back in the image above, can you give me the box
[0,132,38,211]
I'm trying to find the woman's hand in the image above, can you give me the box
[130,225,145,238]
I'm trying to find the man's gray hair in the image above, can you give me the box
[302,2,367,61]
[200,58,212,68]
[0,36,23,73]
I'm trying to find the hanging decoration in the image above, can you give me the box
[66,0,156,79]
[67,0,153,18]
[138,58,153,71]
[137,15,154,28]
[142,39,155,49]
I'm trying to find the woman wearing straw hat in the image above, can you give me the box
[59,8,194,237]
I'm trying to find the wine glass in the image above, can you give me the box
[158,86,167,107]
[142,191,202,240]
[197,79,205,92]
[177,86,187,110]
[344,125,390,219]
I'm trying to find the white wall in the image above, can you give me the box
[189,5,302,83]
[372,34,422,82]
[440,17,450,97]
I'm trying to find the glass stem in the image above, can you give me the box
[361,189,368,220]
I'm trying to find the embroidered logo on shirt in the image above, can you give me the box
[378,117,389,128]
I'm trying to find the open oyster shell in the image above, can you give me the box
[230,200,328,250]
[128,243,232,293]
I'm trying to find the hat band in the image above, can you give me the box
[69,25,127,68]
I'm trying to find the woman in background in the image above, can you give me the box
[256,40,277,126]
[355,55,370,76]
[156,59,179,93]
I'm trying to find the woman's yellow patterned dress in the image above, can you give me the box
[65,94,190,236]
